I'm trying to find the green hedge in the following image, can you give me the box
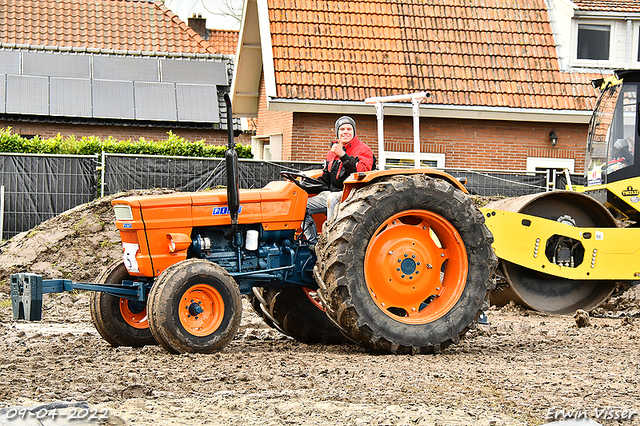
[0,128,253,158]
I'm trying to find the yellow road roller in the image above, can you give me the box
[482,70,640,313]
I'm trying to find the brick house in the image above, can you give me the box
[232,0,638,173]
[0,0,243,146]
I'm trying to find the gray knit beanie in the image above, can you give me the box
[335,116,356,138]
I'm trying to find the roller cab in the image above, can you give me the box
[584,71,640,221]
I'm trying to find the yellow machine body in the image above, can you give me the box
[482,208,640,281]
[582,176,640,221]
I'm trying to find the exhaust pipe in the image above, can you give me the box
[223,93,240,240]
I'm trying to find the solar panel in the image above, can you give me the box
[93,80,134,119]
[50,78,92,117]
[23,52,90,78]
[0,75,5,113]
[6,75,49,115]
[93,56,158,82]
[176,84,219,122]
[0,51,19,74]
[0,50,233,124]
[134,82,177,121]
[162,60,228,85]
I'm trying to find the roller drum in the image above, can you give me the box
[487,191,619,314]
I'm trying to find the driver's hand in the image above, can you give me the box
[330,143,345,158]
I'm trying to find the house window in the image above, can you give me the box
[577,24,611,60]
[251,135,282,161]
[526,157,576,190]
[526,157,575,173]
[251,137,269,160]
[637,26,640,62]
[384,152,445,169]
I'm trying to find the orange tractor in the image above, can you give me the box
[11,94,496,354]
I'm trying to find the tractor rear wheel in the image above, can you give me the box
[315,175,496,354]
[147,259,242,354]
[246,288,278,330]
[89,260,156,347]
[262,286,349,344]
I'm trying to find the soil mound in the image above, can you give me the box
[0,189,175,289]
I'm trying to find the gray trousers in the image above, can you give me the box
[306,191,342,221]
[304,191,342,242]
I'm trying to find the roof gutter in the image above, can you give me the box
[0,42,228,59]
[266,98,593,124]
[574,11,640,19]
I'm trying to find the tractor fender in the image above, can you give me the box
[341,169,468,201]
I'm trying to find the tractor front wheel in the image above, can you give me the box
[89,261,156,347]
[147,259,242,354]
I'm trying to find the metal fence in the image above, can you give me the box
[0,151,585,240]
[0,153,97,239]
[446,168,585,197]
[101,153,323,196]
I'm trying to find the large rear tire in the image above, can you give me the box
[246,288,278,330]
[89,261,156,347]
[247,286,349,344]
[315,175,496,354]
[147,259,242,354]
[262,286,349,344]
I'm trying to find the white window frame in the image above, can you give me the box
[251,134,282,161]
[384,151,445,169]
[526,157,575,173]
[632,21,640,68]
[251,137,268,160]
[572,19,615,68]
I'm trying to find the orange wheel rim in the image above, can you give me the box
[364,209,468,324]
[179,284,224,337]
[119,299,149,329]
[303,287,325,311]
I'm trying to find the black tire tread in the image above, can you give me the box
[89,260,156,347]
[263,286,349,345]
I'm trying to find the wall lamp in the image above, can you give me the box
[549,130,558,147]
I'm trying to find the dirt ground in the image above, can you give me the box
[0,193,639,426]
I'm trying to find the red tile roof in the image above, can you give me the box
[0,0,217,54]
[207,29,238,55]
[266,0,604,111]
[572,0,640,12]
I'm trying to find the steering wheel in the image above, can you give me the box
[280,171,325,192]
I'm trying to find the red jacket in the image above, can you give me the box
[319,136,375,192]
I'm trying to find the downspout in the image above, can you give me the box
[626,19,633,69]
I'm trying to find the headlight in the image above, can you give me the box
[166,233,192,253]
[113,205,133,220]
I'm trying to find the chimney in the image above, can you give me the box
[188,14,209,40]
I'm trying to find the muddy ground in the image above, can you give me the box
[0,193,639,426]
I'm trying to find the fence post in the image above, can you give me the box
[564,168,574,191]
[101,151,106,198]
[0,185,4,241]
